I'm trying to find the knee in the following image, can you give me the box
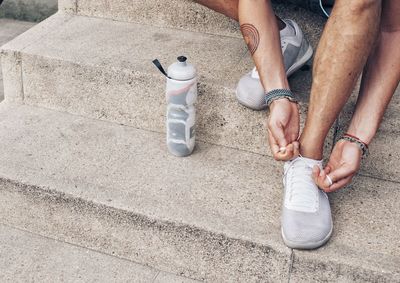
[348,0,380,16]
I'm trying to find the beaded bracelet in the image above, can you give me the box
[338,133,369,157]
[265,89,298,107]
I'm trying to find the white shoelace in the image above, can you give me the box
[284,156,322,212]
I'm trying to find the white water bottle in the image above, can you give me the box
[153,56,198,157]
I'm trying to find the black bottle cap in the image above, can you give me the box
[177,56,187,63]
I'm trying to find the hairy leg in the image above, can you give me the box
[299,0,382,160]
[347,0,400,144]
[314,0,400,192]
[194,0,239,20]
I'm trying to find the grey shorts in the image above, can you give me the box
[281,0,333,18]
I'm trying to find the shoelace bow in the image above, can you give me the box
[284,157,319,209]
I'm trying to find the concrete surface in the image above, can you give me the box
[0,224,198,282]
[0,18,34,101]
[0,103,291,282]
[291,175,400,282]
[1,3,399,282]
[0,0,57,22]
[0,13,333,158]
[60,0,326,49]
[0,103,398,282]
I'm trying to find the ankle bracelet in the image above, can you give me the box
[265,89,298,107]
[338,133,369,157]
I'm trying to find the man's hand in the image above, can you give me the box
[313,140,362,192]
[267,99,300,161]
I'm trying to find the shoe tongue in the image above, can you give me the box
[299,156,323,167]
[280,20,295,37]
[287,157,321,212]
[251,67,260,79]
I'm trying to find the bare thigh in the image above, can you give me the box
[195,0,239,20]
[381,0,400,32]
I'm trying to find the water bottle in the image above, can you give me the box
[153,56,198,157]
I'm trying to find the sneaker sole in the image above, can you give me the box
[235,89,267,111]
[235,44,313,111]
[281,223,333,250]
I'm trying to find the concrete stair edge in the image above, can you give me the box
[0,13,332,159]
[58,0,326,49]
[0,102,292,282]
[2,178,290,282]
[0,224,198,282]
[2,13,397,181]
[4,176,399,283]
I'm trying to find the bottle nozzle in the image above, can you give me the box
[177,56,187,63]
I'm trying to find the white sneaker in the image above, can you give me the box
[281,156,333,249]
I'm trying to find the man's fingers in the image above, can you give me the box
[268,130,281,156]
[275,144,295,161]
[326,165,356,186]
[312,165,320,183]
[268,121,288,148]
[267,124,299,161]
[268,130,288,161]
[324,166,331,175]
[324,175,353,193]
[281,144,294,159]
[292,141,300,158]
[268,130,290,161]
[317,168,331,190]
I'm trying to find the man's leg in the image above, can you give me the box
[299,0,382,160]
[195,0,336,20]
[315,0,400,192]
[194,0,239,20]
[279,0,381,249]
[347,0,400,145]
[196,0,300,160]
[238,0,288,92]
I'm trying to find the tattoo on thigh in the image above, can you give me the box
[240,23,260,55]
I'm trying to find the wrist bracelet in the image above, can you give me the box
[338,133,369,157]
[265,89,297,107]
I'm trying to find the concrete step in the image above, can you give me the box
[0,224,198,282]
[0,0,57,22]
[0,103,399,282]
[59,0,326,49]
[0,19,35,101]
[0,13,333,158]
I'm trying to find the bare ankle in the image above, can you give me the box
[299,147,323,160]
[299,137,324,160]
